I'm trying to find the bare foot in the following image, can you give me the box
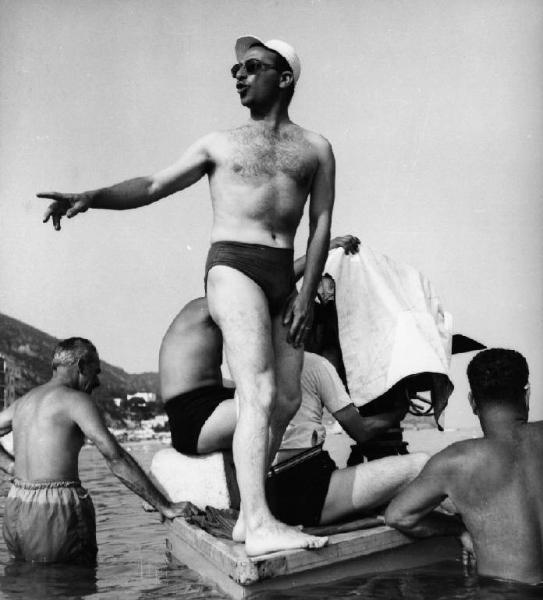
[245,518,328,557]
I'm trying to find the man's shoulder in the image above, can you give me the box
[295,126,333,153]
[427,437,488,475]
[527,420,543,432]
[43,385,93,410]
[194,130,228,149]
[13,384,92,428]
[521,420,543,447]
[170,297,210,331]
[18,382,82,403]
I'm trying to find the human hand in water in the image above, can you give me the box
[283,292,314,348]
[37,191,94,230]
[329,235,360,254]
[460,529,476,572]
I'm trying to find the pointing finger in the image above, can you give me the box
[43,202,57,223]
[37,191,65,201]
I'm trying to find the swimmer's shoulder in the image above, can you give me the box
[429,437,490,478]
[186,130,232,159]
[526,420,543,434]
[522,420,543,448]
[287,122,330,148]
[194,127,253,161]
[15,384,91,427]
[162,297,211,340]
[206,126,248,144]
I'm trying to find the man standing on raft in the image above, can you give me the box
[37,36,334,556]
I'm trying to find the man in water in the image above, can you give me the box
[386,348,543,585]
[0,337,196,565]
[37,36,333,555]
[159,290,427,529]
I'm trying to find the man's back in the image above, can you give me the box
[12,382,85,482]
[446,422,543,583]
[159,297,224,400]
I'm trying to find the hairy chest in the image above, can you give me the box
[224,128,316,185]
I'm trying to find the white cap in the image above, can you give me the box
[235,35,301,84]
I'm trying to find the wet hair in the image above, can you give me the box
[467,348,529,404]
[52,337,98,370]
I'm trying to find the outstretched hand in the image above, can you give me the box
[329,235,360,255]
[283,292,314,348]
[37,191,93,230]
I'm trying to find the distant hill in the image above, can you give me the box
[0,311,159,425]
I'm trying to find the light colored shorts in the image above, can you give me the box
[3,478,97,565]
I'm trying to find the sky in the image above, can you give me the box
[1,0,542,428]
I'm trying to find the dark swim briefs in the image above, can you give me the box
[266,448,337,527]
[204,241,296,317]
[165,385,235,455]
[3,478,97,565]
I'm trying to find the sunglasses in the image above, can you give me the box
[230,58,278,78]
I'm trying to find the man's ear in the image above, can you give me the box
[468,391,477,415]
[524,383,531,412]
[279,71,294,89]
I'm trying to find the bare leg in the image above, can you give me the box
[236,318,303,543]
[207,266,327,556]
[268,314,304,467]
[319,453,428,525]
[196,399,237,454]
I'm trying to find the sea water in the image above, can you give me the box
[0,432,538,600]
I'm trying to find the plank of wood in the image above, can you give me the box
[304,515,385,536]
[248,526,413,581]
[167,517,416,585]
[167,518,259,584]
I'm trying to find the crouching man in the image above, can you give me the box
[0,337,196,565]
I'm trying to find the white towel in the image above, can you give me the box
[323,246,453,409]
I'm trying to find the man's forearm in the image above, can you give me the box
[363,411,404,434]
[387,509,464,539]
[293,255,307,282]
[0,443,14,475]
[339,411,401,445]
[299,224,330,301]
[90,177,157,210]
[107,446,170,511]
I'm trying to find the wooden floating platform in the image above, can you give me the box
[165,517,459,599]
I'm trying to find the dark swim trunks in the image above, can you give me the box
[3,478,97,565]
[266,448,337,527]
[165,385,235,455]
[205,241,295,317]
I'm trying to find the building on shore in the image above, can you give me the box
[126,392,157,404]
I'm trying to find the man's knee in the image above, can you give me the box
[237,375,277,417]
[274,388,302,422]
